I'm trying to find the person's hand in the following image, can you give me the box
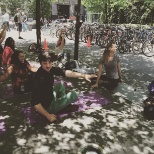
[84,74,97,82]
[46,113,57,122]
[119,78,123,83]
[3,25,7,30]
[91,83,98,88]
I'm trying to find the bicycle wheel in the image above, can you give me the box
[41,27,50,36]
[142,39,154,57]
[118,39,129,53]
[66,29,73,40]
[132,41,143,55]
[56,29,61,38]
[28,43,37,53]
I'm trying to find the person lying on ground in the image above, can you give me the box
[31,52,97,122]
[0,50,37,94]
[91,40,123,90]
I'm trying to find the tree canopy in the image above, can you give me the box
[82,0,154,24]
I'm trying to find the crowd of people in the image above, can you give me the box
[0,8,28,39]
[0,8,123,123]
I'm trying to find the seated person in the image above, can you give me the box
[1,37,15,68]
[55,29,66,56]
[0,50,37,94]
[31,52,96,122]
[91,40,123,90]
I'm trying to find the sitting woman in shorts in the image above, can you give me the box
[0,50,37,94]
[91,40,123,90]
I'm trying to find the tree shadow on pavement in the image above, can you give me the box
[1,40,154,154]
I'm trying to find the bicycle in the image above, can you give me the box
[28,43,44,53]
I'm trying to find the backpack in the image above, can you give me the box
[148,80,154,96]
[143,97,154,120]
[14,14,18,22]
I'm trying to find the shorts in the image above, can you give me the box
[16,23,22,32]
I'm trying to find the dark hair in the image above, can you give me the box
[38,52,52,63]
[4,37,15,51]
[102,40,116,64]
[11,50,24,65]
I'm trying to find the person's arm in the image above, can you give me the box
[0,66,13,82]
[59,35,65,50]
[117,61,123,82]
[91,64,103,88]
[34,103,57,122]
[65,70,97,82]
[27,65,38,72]
[0,26,6,44]
[24,15,27,22]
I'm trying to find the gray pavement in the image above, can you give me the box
[0,29,154,154]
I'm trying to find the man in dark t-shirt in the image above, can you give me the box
[31,52,96,122]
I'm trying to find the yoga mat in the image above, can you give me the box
[21,91,110,125]
[0,115,6,134]
[57,91,110,117]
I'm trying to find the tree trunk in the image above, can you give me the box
[74,0,81,60]
[36,0,41,48]
[105,1,108,23]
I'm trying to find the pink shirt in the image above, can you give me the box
[2,46,14,67]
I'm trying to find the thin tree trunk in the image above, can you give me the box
[36,0,41,48]
[74,0,82,60]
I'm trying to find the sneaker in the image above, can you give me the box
[19,37,23,39]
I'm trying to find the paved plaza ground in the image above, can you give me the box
[0,29,154,154]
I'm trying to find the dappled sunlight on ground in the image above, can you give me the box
[0,30,154,154]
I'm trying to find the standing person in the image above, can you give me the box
[31,52,96,122]
[40,17,44,26]
[91,40,123,90]
[43,18,48,28]
[0,51,37,94]
[16,8,23,39]
[0,25,7,65]
[1,12,10,31]
[1,37,15,68]
[21,12,28,32]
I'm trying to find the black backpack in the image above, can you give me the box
[148,80,154,96]
[143,97,154,120]
[14,14,18,22]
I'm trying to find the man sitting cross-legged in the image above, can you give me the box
[31,52,97,122]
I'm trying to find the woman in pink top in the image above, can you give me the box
[2,37,15,68]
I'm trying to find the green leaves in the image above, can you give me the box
[81,0,154,24]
